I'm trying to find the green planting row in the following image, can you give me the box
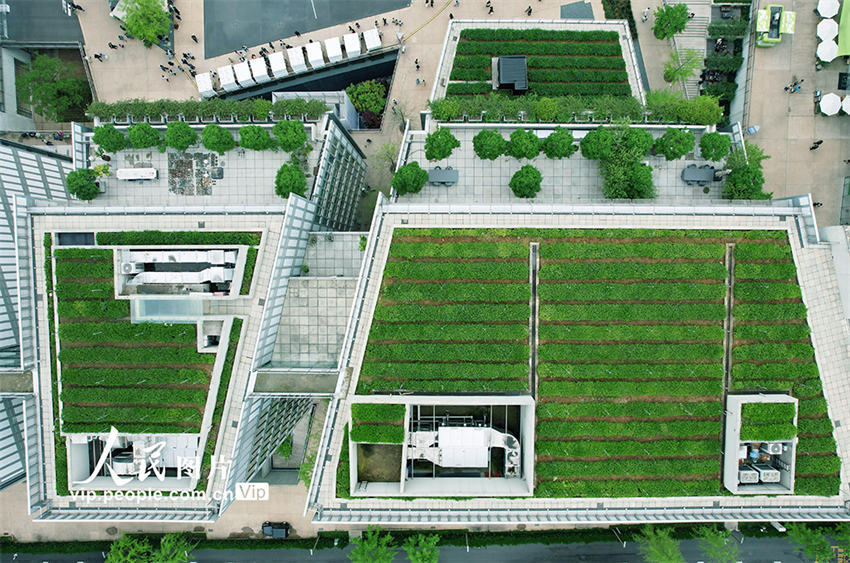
[451,55,493,68]
[365,342,529,362]
[240,247,258,295]
[96,231,261,246]
[793,379,827,399]
[55,282,114,300]
[360,362,528,382]
[539,303,726,322]
[733,343,814,361]
[59,322,197,344]
[449,68,492,81]
[446,83,492,96]
[741,402,796,423]
[526,69,629,84]
[357,377,528,394]
[798,417,835,436]
[380,282,530,303]
[337,425,350,498]
[734,262,798,280]
[537,400,722,419]
[537,378,723,397]
[539,323,724,342]
[795,476,841,496]
[383,260,529,280]
[350,423,405,444]
[59,345,215,365]
[388,241,529,259]
[372,303,530,322]
[57,300,128,319]
[54,248,115,260]
[536,458,718,479]
[797,436,837,453]
[730,379,793,392]
[798,398,828,416]
[61,386,207,406]
[740,423,797,442]
[537,419,721,439]
[351,403,405,423]
[61,368,209,386]
[734,242,792,261]
[369,322,529,342]
[734,281,802,301]
[540,262,728,280]
[538,343,724,362]
[62,422,193,434]
[733,303,808,320]
[393,228,786,240]
[455,41,623,57]
[539,282,724,302]
[62,406,201,425]
[535,479,720,498]
[54,260,114,280]
[530,83,633,97]
[731,362,818,381]
[538,363,723,380]
[459,29,620,42]
[527,55,626,70]
[540,242,726,260]
[535,439,720,458]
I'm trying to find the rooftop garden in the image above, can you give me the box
[350,404,406,444]
[739,403,797,442]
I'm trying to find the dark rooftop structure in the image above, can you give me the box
[497,56,528,92]
[1,0,84,46]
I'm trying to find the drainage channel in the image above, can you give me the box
[720,243,736,458]
[530,242,539,399]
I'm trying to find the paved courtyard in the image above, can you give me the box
[303,232,367,278]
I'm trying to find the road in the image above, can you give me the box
[1,536,814,562]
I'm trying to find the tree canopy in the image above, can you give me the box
[273,120,309,152]
[164,121,198,152]
[92,124,127,153]
[506,129,542,160]
[123,0,172,47]
[346,80,388,115]
[392,162,429,195]
[16,54,90,122]
[509,165,543,198]
[699,132,732,161]
[127,122,162,149]
[238,125,277,151]
[636,526,686,563]
[653,127,696,160]
[274,162,307,198]
[472,129,506,160]
[542,127,577,159]
[348,526,395,563]
[65,168,99,201]
[653,4,690,40]
[424,127,461,161]
[201,124,236,154]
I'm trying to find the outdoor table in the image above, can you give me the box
[681,164,716,186]
[428,166,459,186]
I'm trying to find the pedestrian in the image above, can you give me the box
[449,13,454,19]
[392,98,398,105]
[488,5,494,13]
[294,30,301,37]
[688,12,695,18]
[108,42,118,49]
[348,25,355,33]
[355,22,360,29]
[190,70,196,77]
[168,60,175,66]
[455,0,460,5]
[93,53,101,61]
[486,0,491,5]
[118,35,126,42]
[178,65,185,72]
[383,17,388,25]
[416,78,421,85]
[641,7,649,21]
[844,159,850,163]
[161,74,169,82]
[416,63,420,71]
[810,140,823,150]
[792,85,800,93]
[366,138,372,144]
[268,41,275,50]
[159,64,168,71]
[174,12,181,21]
[308,39,313,43]
[375,20,379,27]
[99,53,108,60]
[188,63,196,70]
[73,2,85,12]
[813,201,823,207]
[191,34,199,43]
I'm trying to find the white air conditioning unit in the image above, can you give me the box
[754,464,781,483]
[760,442,783,455]
[739,466,759,484]
[121,262,143,274]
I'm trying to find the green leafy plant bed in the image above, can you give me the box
[87,98,329,122]
[240,247,258,295]
[96,231,261,246]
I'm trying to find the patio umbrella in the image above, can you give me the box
[820,92,842,115]
[817,0,840,18]
[842,95,850,114]
[817,18,839,40]
[817,39,839,61]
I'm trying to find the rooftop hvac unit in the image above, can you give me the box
[121,262,143,274]
[754,464,781,483]
[760,442,784,455]
[738,466,759,484]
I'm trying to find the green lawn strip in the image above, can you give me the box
[360,362,528,381]
[527,68,628,83]
[539,282,725,302]
[538,343,724,362]
[734,262,798,280]
[537,420,721,439]
[358,378,528,393]
[350,423,404,444]
[96,231,261,246]
[59,346,215,365]
[795,476,841,496]
[741,402,796,422]
[538,379,722,397]
[540,262,728,280]
[54,281,114,300]
[57,300,128,319]
[539,324,723,341]
[53,248,115,260]
[373,303,529,322]
[365,342,528,362]
[733,324,810,341]
[59,322,197,343]
[538,363,723,380]
[239,247,258,295]
[61,406,201,425]
[731,362,819,381]
[61,368,209,386]
[797,436,837,453]
[527,55,627,70]
[337,425,350,498]
[54,260,114,279]
[388,241,529,258]
[732,343,814,361]
[351,403,405,423]
[455,41,622,57]
[536,459,719,479]
[197,318,242,491]
[540,242,726,259]
[539,303,726,322]
[798,417,835,435]
[44,234,69,495]
[793,455,841,475]
[537,401,723,419]
[734,242,792,261]
[731,379,793,392]
[61,422,194,434]
[536,439,720,457]
[459,28,620,41]
[740,423,796,442]
[734,282,802,301]
[381,282,530,303]
[383,261,528,280]
[798,398,829,416]
[61,387,207,405]
[393,228,786,239]
[369,322,529,342]
[733,303,808,320]
[535,479,721,498]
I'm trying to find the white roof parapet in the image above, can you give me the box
[287,46,308,72]
[268,52,288,78]
[325,37,343,62]
[233,61,255,86]
[363,28,381,51]
[305,42,326,69]
[196,72,216,97]
[249,57,272,83]
[343,32,361,57]
[217,65,239,92]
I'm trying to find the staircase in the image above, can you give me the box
[667,0,712,98]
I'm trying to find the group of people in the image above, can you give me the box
[784,78,804,93]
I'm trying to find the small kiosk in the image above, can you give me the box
[305,42,326,69]
[195,72,216,98]
[343,32,361,57]
[268,52,288,78]
[756,5,796,46]
[287,46,308,72]
[250,57,272,83]
[325,37,343,62]
[217,65,239,92]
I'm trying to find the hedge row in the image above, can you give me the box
[450,68,491,81]
[96,231,261,246]
[741,402,796,423]
[59,345,215,366]
[537,458,719,478]
[526,69,629,84]
[54,282,114,300]
[530,82,632,97]
[538,363,723,380]
[539,303,726,322]
[537,379,723,397]
[369,322,529,342]
[54,248,114,260]
[358,377,529,393]
[61,368,209,386]
[239,247,258,295]
[538,343,724,361]
[61,406,202,425]
[365,342,529,362]
[535,479,721,498]
[350,423,405,444]
[539,282,725,302]
[381,282,530,303]
[528,55,626,70]
[337,425,350,498]
[87,97,328,122]
[538,401,723,419]
[536,439,720,457]
[360,362,528,381]
[446,82,492,96]
[383,260,529,280]
[54,260,114,280]
[796,476,841,496]
[372,303,530,322]
[740,422,797,442]
[59,322,196,343]
[732,342,814,361]
[351,403,405,423]
[734,262,798,280]
[389,241,529,258]
[57,300,128,319]
[540,262,728,280]
[733,303,809,320]
[459,29,620,42]
[538,323,724,342]
[456,41,623,57]
[734,242,792,261]
[537,419,721,438]
[62,422,193,434]
[395,228,786,239]
[541,242,726,260]
[61,386,207,406]
[734,282,802,301]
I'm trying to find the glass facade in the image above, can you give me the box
[311,115,367,231]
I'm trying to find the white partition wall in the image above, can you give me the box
[364,28,381,51]
[305,42,326,69]
[325,37,343,62]
[268,52,288,78]
[218,65,239,92]
[343,33,361,57]
[233,61,255,86]
[287,46,307,72]
[196,72,216,97]
[249,58,272,83]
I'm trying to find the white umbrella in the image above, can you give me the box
[817,39,839,61]
[842,96,850,114]
[820,92,841,115]
[817,0,840,17]
[817,18,839,40]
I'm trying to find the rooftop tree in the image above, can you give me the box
[653,127,696,160]
[699,131,732,161]
[16,54,90,121]
[346,80,387,115]
[505,129,541,159]
[542,127,577,159]
[653,4,690,40]
[123,0,172,47]
[164,121,198,152]
[65,168,99,201]
[472,129,506,160]
[127,122,162,149]
[392,162,428,195]
[274,162,307,198]
[509,164,542,198]
[238,125,277,151]
[92,124,127,153]
[424,127,460,161]
[272,120,309,152]
[201,124,235,154]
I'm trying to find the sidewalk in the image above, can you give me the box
[630,1,684,93]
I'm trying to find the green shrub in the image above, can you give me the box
[654,128,696,160]
[509,164,542,198]
[392,162,428,195]
[699,132,731,161]
[429,97,463,121]
[601,0,639,37]
[96,231,260,245]
[707,20,748,38]
[506,129,541,159]
[238,125,277,151]
[705,80,737,101]
[724,163,769,200]
[272,120,308,152]
[201,124,236,154]
[580,127,615,160]
[653,4,689,39]
[65,168,99,201]
[346,80,387,114]
[704,54,744,72]
[127,122,162,148]
[424,127,461,161]
[274,163,307,198]
[350,423,405,443]
[542,127,577,159]
[351,404,405,422]
[251,98,272,121]
[240,247,258,295]
[164,121,198,151]
[472,129,506,160]
[92,124,127,152]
